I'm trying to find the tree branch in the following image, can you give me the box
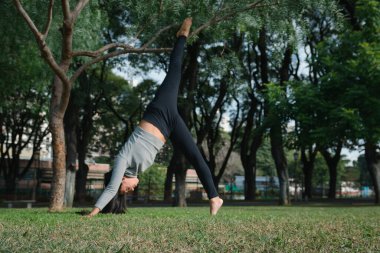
[217,99,242,181]
[189,0,269,38]
[61,0,71,20]
[13,0,43,39]
[72,43,135,58]
[13,0,70,85]
[42,0,54,39]
[72,0,89,23]
[73,22,175,58]
[103,97,128,125]
[141,24,176,49]
[70,47,171,84]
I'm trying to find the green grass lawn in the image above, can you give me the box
[0,206,379,252]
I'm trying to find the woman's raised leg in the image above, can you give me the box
[150,18,192,107]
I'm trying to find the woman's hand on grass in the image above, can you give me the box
[86,207,100,218]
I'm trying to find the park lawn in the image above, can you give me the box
[0,206,379,252]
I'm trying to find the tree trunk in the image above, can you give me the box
[327,165,337,199]
[49,51,72,211]
[47,11,74,210]
[303,162,313,200]
[63,93,78,208]
[173,148,189,206]
[5,175,16,196]
[239,28,267,201]
[241,124,262,201]
[244,162,256,200]
[270,123,289,205]
[164,153,176,202]
[174,156,187,207]
[300,147,318,200]
[64,168,76,207]
[75,69,102,203]
[75,163,89,203]
[49,114,67,211]
[365,142,380,204]
[75,111,93,203]
[269,45,292,205]
[4,155,18,196]
[320,144,342,200]
[241,113,261,195]
[242,130,263,201]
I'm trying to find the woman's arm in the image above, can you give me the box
[90,154,128,215]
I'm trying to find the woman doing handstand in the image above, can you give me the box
[88,18,223,217]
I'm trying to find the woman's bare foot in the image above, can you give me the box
[210,197,223,215]
[176,17,192,38]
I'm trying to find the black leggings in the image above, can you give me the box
[142,36,218,199]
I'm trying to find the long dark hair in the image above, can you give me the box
[101,171,128,214]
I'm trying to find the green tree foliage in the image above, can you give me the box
[319,0,380,144]
[0,1,50,95]
[90,73,136,157]
[311,154,329,190]
[0,1,50,194]
[256,138,276,176]
[138,164,167,200]
[318,0,380,202]
[312,154,348,192]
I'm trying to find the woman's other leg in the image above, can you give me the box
[171,116,223,215]
[170,117,219,199]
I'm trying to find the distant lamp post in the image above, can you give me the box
[293,151,299,201]
[32,148,41,201]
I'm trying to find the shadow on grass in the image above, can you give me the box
[75,210,90,216]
